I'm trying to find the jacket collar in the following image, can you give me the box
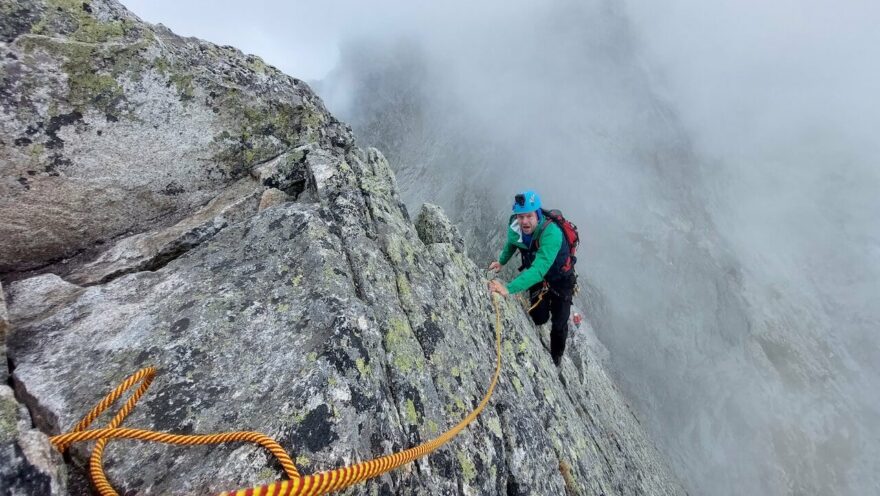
[510,217,523,244]
[508,215,547,248]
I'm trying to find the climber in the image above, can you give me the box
[487,190,578,367]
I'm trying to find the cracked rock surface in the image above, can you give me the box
[1,0,347,272]
[0,384,67,495]
[1,1,685,494]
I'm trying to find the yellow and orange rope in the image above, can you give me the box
[49,294,504,496]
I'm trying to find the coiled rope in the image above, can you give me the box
[49,294,504,496]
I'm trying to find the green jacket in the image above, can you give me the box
[498,215,564,294]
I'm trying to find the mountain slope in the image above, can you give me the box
[0,1,684,494]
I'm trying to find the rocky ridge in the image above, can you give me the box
[1,1,685,494]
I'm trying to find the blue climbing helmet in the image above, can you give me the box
[512,190,542,214]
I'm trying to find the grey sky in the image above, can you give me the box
[123,0,524,81]
[124,0,880,160]
[124,0,357,79]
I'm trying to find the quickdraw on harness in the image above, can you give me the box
[526,283,550,313]
[48,295,505,496]
[524,280,579,315]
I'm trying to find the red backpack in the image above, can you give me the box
[540,208,580,272]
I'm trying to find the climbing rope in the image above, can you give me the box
[48,295,504,496]
[526,284,548,313]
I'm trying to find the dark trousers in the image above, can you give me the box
[528,277,575,361]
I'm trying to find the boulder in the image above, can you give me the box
[416,203,466,254]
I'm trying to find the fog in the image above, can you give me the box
[126,1,880,494]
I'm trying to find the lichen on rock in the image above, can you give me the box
[0,1,685,495]
[0,0,350,273]
[416,203,466,254]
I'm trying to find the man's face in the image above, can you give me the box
[516,211,539,235]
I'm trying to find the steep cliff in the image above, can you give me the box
[0,1,684,494]
[1,0,347,273]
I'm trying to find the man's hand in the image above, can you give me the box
[487,279,509,297]
[488,261,502,272]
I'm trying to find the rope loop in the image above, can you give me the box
[49,295,505,496]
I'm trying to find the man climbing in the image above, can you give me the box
[487,190,578,367]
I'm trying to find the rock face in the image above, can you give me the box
[1,385,67,495]
[0,0,347,272]
[415,203,466,253]
[1,1,685,495]
[1,281,8,384]
[1,281,67,496]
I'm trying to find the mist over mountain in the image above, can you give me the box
[316,1,880,494]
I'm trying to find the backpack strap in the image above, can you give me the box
[536,215,575,274]
[533,219,554,249]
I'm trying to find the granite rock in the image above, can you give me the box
[1,1,685,495]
